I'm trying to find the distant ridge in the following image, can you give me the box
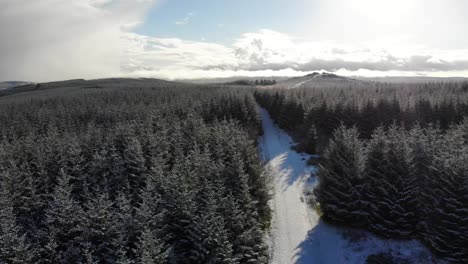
[278,72,365,89]
[355,76,468,83]
[0,78,188,97]
[0,81,31,90]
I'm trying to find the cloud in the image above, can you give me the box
[2,1,468,83]
[175,12,194,25]
[122,30,468,79]
[122,33,235,71]
[120,29,468,79]
[0,0,155,82]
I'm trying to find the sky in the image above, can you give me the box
[2,0,468,82]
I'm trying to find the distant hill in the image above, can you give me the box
[354,76,468,83]
[274,72,369,89]
[180,76,288,85]
[0,81,31,90]
[259,73,468,89]
[0,78,188,97]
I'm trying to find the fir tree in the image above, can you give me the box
[314,125,368,227]
[81,192,119,263]
[45,169,84,263]
[366,127,418,237]
[306,124,318,153]
[139,227,168,264]
[0,175,34,263]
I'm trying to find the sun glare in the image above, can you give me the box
[349,0,417,22]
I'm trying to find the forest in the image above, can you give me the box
[255,81,468,263]
[255,81,468,152]
[1,78,467,263]
[0,83,270,263]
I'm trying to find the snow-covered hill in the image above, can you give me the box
[258,106,443,264]
[270,72,369,89]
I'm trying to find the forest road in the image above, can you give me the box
[257,106,318,264]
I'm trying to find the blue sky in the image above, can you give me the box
[2,0,468,81]
[135,0,312,43]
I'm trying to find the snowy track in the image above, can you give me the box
[258,107,318,264]
[258,106,439,264]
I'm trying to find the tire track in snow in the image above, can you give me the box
[258,106,318,264]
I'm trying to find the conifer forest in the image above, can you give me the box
[255,80,468,263]
[0,82,269,263]
[0,77,467,263]
[4,1,468,263]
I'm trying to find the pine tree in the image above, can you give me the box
[422,128,468,262]
[407,126,434,235]
[113,192,139,262]
[423,166,468,262]
[45,169,85,263]
[364,127,389,230]
[81,192,119,263]
[161,161,200,264]
[139,227,168,264]
[194,179,233,264]
[0,174,35,263]
[122,137,146,202]
[136,157,168,263]
[366,127,418,237]
[306,124,318,153]
[225,152,268,263]
[228,192,268,264]
[314,125,368,227]
[13,160,47,248]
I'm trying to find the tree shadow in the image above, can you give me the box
[294,219,437,264]
[294,219,346,264]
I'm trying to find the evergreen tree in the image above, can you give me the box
[315,126,368,227]
[45,169,84,263]
[423,165,468,262]
[366,127,418,237]
[306,124,318,153]
[81,192,119,263]
[407,126,434,235]
[113,192,139,261]
[194,179,233,264]
[136,157,169,263]
[0,175,34,263]
[139,227,168,264]
[121,137,146,202]
[162,161,200,263]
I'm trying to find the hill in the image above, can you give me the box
[0,78,188,97]
[0,81,31,90]
[273,72,370,89]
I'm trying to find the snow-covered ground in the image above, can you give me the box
[258,106,442,264]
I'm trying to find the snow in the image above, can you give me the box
[258,106,443,264]
[289,79,314,89]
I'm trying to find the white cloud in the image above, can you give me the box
[119,29,468,79]
[0,0,155,82]
[2,1,468,82]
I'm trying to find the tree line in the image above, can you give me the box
[255,81,468,153]
[0,84,270,263]
[225,79,277,86]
